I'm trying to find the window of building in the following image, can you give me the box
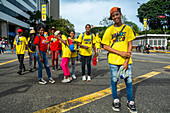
[149,40,153,45]
[154,40,157,45]
[158,40,161,45]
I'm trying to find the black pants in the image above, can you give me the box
[17,54,25,72]
[81,55,92,76]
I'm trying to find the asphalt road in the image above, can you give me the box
[0,51,169,113]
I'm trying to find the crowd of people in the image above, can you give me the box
[11,24,102,84]
[9,6,137,113]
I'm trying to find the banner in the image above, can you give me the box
[41,4,46,21]
[143,18,147,30]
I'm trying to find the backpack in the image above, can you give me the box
[28,35,41,52]
[28,36,36,52]
[68,38,76,52]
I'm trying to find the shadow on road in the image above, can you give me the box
[0,84,32,98]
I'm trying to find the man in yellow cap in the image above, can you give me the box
[101,7,137,113]
[27,29,37,71]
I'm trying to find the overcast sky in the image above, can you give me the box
[60,0,149,33]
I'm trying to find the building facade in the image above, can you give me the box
[133,34,170,49]
[0,0,59,40]
[0,0,37,39]
[48,0,59,20]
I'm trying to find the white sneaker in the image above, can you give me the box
[82,75,86,81]
[49,78,55,84]
[62,77,71,83]
[87,76,91,82]
[39,78,47,84]
[72,74,76,79]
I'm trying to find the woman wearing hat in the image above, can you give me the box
[48,27,61,71]
[27,29,37,71]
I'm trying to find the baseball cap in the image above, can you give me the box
[17,29,23,33]
[54,30,60,36]
[30,30,35,34]
[108,7,121,20]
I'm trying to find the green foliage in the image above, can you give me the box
[47,18,74,37]
[98,15,140,37]
[91,27,108,38]
[137,0,170,31]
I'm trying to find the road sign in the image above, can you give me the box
[41,4,47,21]
[143,18,147,30]
[158,16,165,18]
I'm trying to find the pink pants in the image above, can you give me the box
[60,58,70,76]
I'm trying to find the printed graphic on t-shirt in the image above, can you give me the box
[51,38,57,42]
[17,40,23,45]
[42,40,48,44]
[83,39,92,44]
[112,31,126,43]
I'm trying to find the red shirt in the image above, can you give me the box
[34,35,48,52]
[48,35,60,51]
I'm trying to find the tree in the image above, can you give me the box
[137,0,170,31]
[29,11,75,37]
[98,15,140,37]
[99,15,137,28]
[132,25,139,35]
[48,18,74,37]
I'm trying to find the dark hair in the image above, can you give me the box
[38,25,44,30]
[59,31,63,35]
[85,24,91,28]
[70,31,75,34]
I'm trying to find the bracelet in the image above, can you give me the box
[125,61,128,63]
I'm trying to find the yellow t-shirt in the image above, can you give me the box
[78,32,96,56]
[95,35,101,49]
[27,37,35,53]
[13,36,28,54]
[61,35,71,58]
[101,24,135,65]
[69,37,78,58]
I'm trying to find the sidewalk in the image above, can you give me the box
[132,49,170,54]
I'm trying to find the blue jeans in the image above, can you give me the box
[109,64,133,101]
[35,50,51,80]
[81,55,92,76]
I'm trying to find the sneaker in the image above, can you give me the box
[23,68,27,72]
[33,66,36,69]
[69,77,73,81]
[52,67,55,71]
[49,78,55,84]
[127,101,137,113]
[112,99,120,112]
[29,68,33,72]
[87,76,91,82]
[82,75,86,81]
[62,77,71,83]
[72,74,76,80]
[17,71,22,75]
[39,78,47,84]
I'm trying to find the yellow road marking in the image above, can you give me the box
[34,71,160,113]
[133,59,170,64]
[0,56,29,66]
[163,65,170,69]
